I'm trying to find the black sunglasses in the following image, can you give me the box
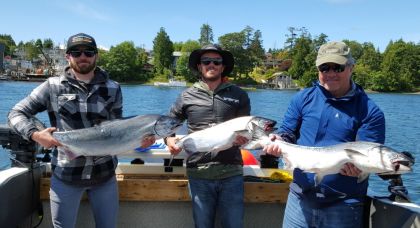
[69,50,96,58]
[200,58,223,66]
[318,63,346,73]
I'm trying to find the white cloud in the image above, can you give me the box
[65,1,111,21]
[98,45,110,51]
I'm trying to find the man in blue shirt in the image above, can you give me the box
[264,41,385,228]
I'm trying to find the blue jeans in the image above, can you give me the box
[49,175,119,228]
[283,191,364,228]
[188,175,244,228]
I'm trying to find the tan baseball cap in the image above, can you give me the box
[316,41,354,66]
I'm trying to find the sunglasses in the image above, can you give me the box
[318,63,346,73]
[200,58,223,66]
[69,50,96,58]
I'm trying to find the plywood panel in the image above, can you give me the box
[40,175,289,203]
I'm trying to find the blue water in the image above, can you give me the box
[1,81,419,204]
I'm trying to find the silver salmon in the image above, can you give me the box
[176,116,276,158]
[246,136,415,185]
[53,114,182,160]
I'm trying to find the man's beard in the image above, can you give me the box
[202,74,221,82]
[70,61,96,74]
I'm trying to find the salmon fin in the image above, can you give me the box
[344,148,369,157]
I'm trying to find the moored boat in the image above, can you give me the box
[154,79,187,87]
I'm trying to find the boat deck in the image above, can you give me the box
[40,164,290,203]
[37,164,289,227]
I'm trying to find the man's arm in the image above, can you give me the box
[8,81,50,141]
[356,104,386,144]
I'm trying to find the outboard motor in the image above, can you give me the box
[0,123,46,227]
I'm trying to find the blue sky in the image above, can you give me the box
[4,0,420,52]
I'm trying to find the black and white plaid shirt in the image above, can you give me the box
[8,67,123,184]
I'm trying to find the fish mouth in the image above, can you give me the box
[257,117,277,132]
[392,151,415,172]
[393,163,412,173]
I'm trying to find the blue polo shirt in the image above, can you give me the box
[280,81,385,206]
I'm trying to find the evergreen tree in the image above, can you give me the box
[0,34,16,56]
[152,27,174,75]
[243,26,253,48]
[35,39,43,48]
[199,24,213,46]
[43,38,54,49]
[288,36,313,86]
[249,30,266,66]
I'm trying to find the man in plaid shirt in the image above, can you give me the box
[8,33,154,228]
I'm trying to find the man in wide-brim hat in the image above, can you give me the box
[165,44,250,227]
[188,44,234,80]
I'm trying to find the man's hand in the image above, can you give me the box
[165,137,182,155]
[31,127,62,149]
[262,134,282,157]
[140,135,156,149]
[233,135,249,146]
[340,163,362,177]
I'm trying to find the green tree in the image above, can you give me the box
[243,26,253,47]
[43,38,54,49]
[24,40,40,60]
[249,30,266,66]
[380,39,418,91]
[136,48,149,69]
[199,24,213,46]
[173,41,183,51]
[312,33,328,50]
[353,42,382,88]
[176,40,200,82]
[288,36,313,86]
[358,42,382,72]
[96,49,109,67]
[343,40,363,60]
[17,41,24,48]
[284,27,298,51]
[152,27,174,75]
[102,41,138,82]
[35,39,43,49]
[219,31,250,79]
[0,34,16,56]
[352,64,372,88]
